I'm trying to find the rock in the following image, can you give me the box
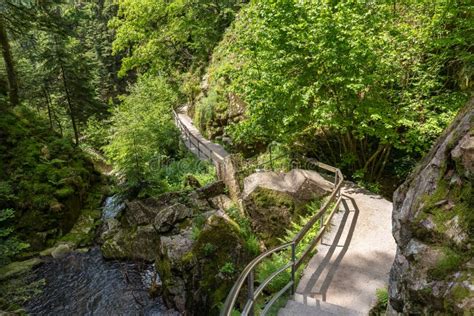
[124,200,157,226]
[194,180,225,199]
[60,209,101,247]
[0,258,42,281]
[242,169,332,246]
[187,191,211,211]
[101,224,160,261]
[153,203,193,233]
[51,244,72,259]
[405,239,428,259]
[159,229,195,267]
[444,216,469,247]
[389,102,473,315]
[242,169,333,200]
[123,193,183,226]
[156,212,252,315]
[210,194,234,210]
[451,133,474,176]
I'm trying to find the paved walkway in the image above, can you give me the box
[174,107,229,162]
[280,183,396,315]
[174,108,396,315]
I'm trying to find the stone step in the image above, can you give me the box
[278,301,335,316]
[289,295,364,315]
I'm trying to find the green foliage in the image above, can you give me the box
[198,0,471,182]
[256,199,322,293]
[110,0,243,77]
[104,76,179,190]
[155,154,216,193]
[225,205,260,256]
[376,288,389,307]
[429,248,464,280]
[370,287,389,315]
[0,107,101,251]
[0,209,29,267]
[202,242,217,256]
[191,214,207,241]
[83,116,110,150]
[219,262,236,275]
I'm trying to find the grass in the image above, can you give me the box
[369,287,388,315]
[428,248,464,280]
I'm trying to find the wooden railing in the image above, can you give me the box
[172,109,225,164]
[220,158,344,316]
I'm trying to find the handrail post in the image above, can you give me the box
[248,270,255,316]
[290,243,296,295]
[197,138,201,157]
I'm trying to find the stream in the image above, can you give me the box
[25,196,178,316]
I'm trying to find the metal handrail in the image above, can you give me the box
[172,109,225,164]
[220,159,344,316]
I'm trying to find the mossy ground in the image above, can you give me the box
[0,107,105,257]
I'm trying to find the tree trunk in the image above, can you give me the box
[60,62,79,146]
[0,17,19,106]
[42,86,53,130]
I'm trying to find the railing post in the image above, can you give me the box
[248,270,255,316]
[197,137,201,157]
[291,243,296,295]
[269,145,273,171]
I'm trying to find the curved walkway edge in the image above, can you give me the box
[173,107,229,163]
[285,182,396,315]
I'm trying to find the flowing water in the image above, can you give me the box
[102,195,126,220]
[25,197,178,316]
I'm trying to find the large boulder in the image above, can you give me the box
[101,224,160,261]
[156,211,252,315]
[388,103,473,314]
[100,188,217,260]
[153,203,193,233]
[243,169,332,245]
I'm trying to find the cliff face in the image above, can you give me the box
[389,100,473,314]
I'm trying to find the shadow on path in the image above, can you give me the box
[300,195,360,302]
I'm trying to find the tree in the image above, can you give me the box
[104,76,180,189]
[110,0,243,78]
[0,16,19,106]
[197,0,471,181]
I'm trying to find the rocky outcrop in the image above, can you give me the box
[243,169,332,246]
[389,102,473,314]
[99,181,252,315]
[156,211,251,315]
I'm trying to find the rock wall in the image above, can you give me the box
[242,169,332,246]
[99,182,253,315]
[389,101,473,314]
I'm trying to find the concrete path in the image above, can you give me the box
[281,182,396,315]
[174,107,229,162]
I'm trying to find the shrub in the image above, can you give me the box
[0,209,29,266]
[104,76,180,190]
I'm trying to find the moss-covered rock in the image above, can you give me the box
[389,102,473,314]
[0,107,105,254]
[0,258,42,281]
[156,211,252,315]
[101,224,160,261]
[242,169,331,246]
